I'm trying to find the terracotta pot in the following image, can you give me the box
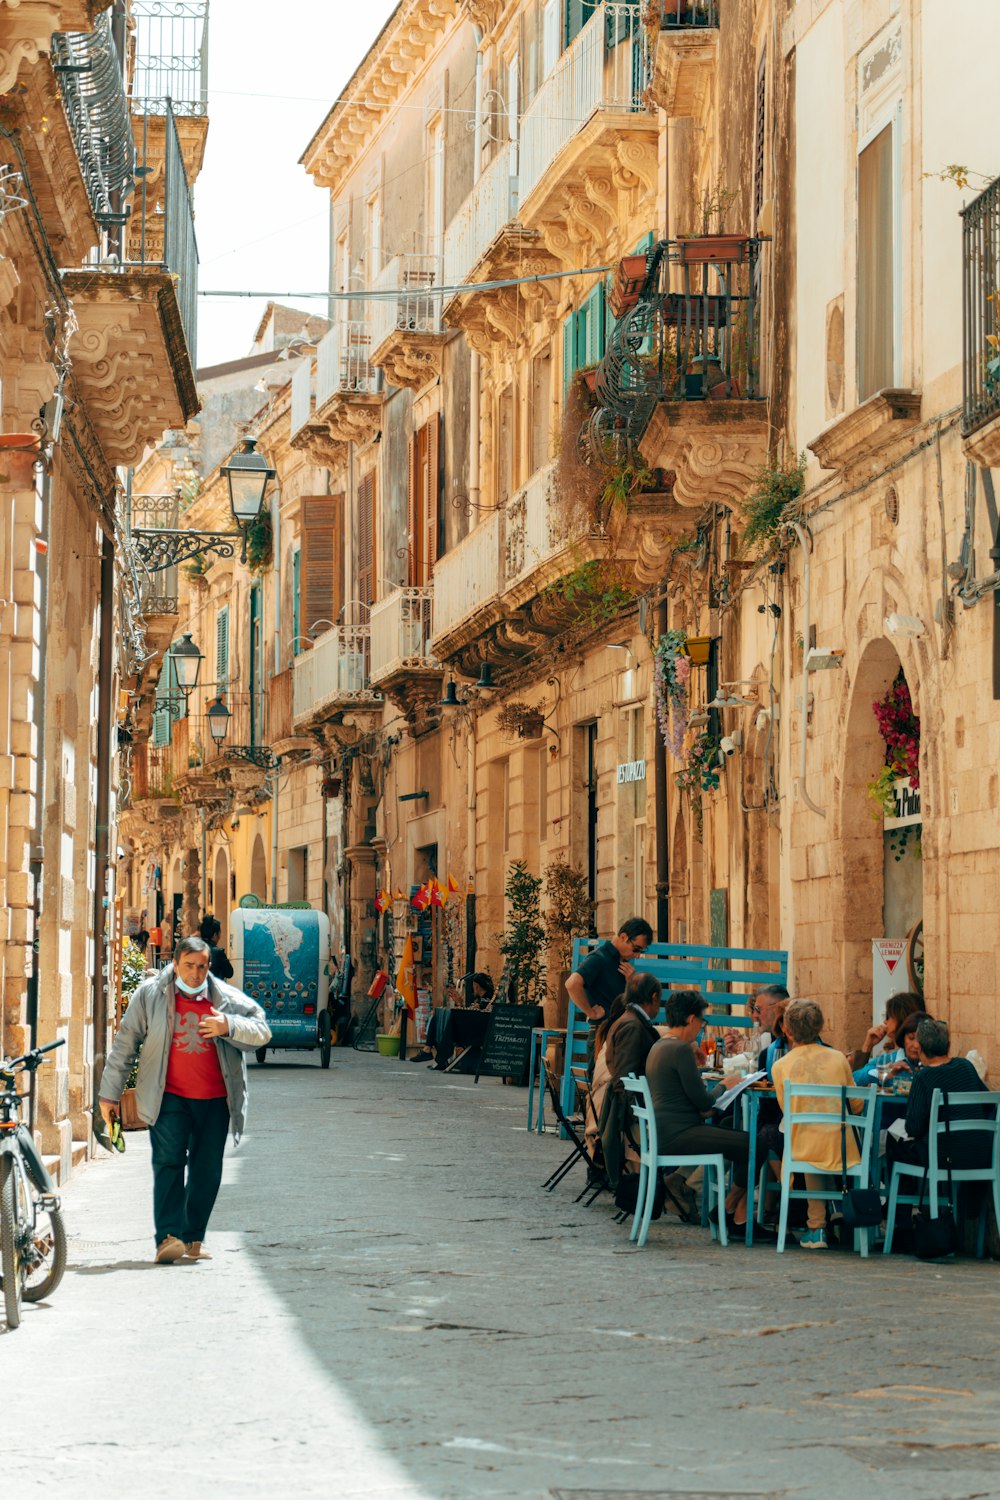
[0,433,41,488]
[608,253,650,318]
[580,367,598,394]
[518,713,545,740]
[675,234,749,265]
[685,634,713,666]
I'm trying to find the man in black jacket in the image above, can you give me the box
[199,915,234,981]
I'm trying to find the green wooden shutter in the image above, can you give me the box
[562,312,575,402]
[565,0,589,46]
[579,283,606,367]
[606,0,639,48]
[216,606,230,690]
[291,549,301,656]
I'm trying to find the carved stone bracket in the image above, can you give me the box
[289,422,348,472]
[809,390,922,474]
[651,28,719,118]
[518,117,658,263]
[639,402,770,516]
[315,392,383,446]
[370,329,446,391]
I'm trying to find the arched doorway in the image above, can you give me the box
[214,847,230,938]
[838,640,923,1041]
[250,834,267,902]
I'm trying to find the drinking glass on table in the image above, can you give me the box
[875,1058,895,1090]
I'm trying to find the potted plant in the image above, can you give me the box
[740,452,806,555]
[867,672,920,839]
[675,729,722,840]
[676,182,746,264]
[609,250,651,319]
[497,861,547,1011]
[496,700,546,741]
[0,432,41,487]
[543,860,594,1027]
[653,629,691,758]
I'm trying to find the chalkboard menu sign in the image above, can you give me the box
[476,1004,542,1082]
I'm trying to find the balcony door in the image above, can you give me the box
[857,107,901,401]
[407,416,441,587]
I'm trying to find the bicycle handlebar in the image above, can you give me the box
[2,1038,65,1073]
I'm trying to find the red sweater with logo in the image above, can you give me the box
[164,993,228,1099]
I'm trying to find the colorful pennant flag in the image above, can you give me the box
[396,934,416,1018]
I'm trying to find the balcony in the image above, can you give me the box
[292,625,382,731]
[962,174,1000,465]
[516,6,656,261]
[268,668,312,757]
[288,359,345,470]
[369,254,447,391]
[310,322,384,447]
[61,96,199,464]
[429,512,502,659]
[582,238,769,548]
[648,0,719,117]
[370,587,442,712]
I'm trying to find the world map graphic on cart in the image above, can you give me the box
[242,911,320,1040]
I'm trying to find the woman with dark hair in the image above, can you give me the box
[853,1007,931,1085]
[198,915,234,981]
[850,991,924,1072]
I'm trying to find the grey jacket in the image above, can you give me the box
[99,966,271,1140]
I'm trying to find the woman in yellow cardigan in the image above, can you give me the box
[772,999,862,1250]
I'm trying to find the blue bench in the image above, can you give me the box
[560,938,789,1121]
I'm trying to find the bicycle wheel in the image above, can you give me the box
[1,1154,24,1329]
[22,1195,67,1304]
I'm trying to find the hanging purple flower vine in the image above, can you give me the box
[654,629,691,760]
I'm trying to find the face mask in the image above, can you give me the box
[175,974,207,997]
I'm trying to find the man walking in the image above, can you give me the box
[565,917,653,1071]
[98,935,271,1264]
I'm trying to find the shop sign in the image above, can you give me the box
[616,759,646,785]
[884,776,921,829]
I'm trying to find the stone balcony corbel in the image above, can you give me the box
[288,421,348,473]
[650,25,719,119]
[61,267,199,464]
[638,401,771,517]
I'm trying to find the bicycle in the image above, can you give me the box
[0,1039,67,1328]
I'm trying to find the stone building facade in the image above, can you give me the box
[0,0,201,1176]
[126,0,1000,1075]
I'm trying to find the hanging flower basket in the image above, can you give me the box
[0,432,41,487]
[675,233,750,265]
[608,253,649,318]
[653,630,691,760]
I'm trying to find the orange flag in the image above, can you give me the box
[446,873,459,894]
[393,886,405,901]
[411,884,430,911]
[429,878,444,907]
[396,934,416,1017]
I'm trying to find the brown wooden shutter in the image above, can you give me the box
[424,414,440,581]
[357,471,375,610]
[301,495,344,636]
[406,435,420,586]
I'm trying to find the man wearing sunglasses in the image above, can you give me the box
[565,917,654,1073]
[98,935,271,1265]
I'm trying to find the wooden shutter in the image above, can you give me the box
[301,495,344,636]
[565,0,588,46]
[357,471,375,610]
[562,311,575,402]
[407,435,420,585]
[291,548,301,654]
[215,607,229,689]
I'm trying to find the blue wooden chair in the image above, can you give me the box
[776,1083,878,1255]
[621,1073,728,1249]
[883,1089,1000,1258]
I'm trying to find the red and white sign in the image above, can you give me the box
[872,938,907,1026]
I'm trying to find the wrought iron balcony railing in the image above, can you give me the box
[161,101,199,363]
[442,140,518,296]
[292,625,379,720]
[586,235,763,459]
[370,587,438,681]
[655,0,718,28]
[52,15,136,236]
[131,0,209,118]
[962,174,1000,439]
[371,254,443,353]
[315,321,383,408]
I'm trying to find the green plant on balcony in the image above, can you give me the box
[599,457,656,529]
[543,558,636,630]
[554,378,600,536]
[245,506,273,573]
[740,452,806,555]
[496,700,546,741]
[496,861,547,1009]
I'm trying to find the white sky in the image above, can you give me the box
[195,0,399,370]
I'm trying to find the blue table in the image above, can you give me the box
[527,1027,566,1133]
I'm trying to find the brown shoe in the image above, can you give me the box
[663,1171,699,1224]
[155,1235,187,1264]
[184,1241,212,1261]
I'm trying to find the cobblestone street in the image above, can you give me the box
[10,1050,1000,1500]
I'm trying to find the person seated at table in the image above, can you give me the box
[887,1017,990,1174]
[645,988,778,1239]
[411,972,495,1065]
[724,983,790,1062]
[849,990,923,1073]
[763,1000,790,1081]
[771,998,864,1251]
[604,973,663,1085]
[853,1009,930,1085]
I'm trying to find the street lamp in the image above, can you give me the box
[206,696,231,745]
[221,437,276,561]
[170,632,203,700]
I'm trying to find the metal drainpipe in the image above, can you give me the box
[25,455,50,1131]
[92,531,115,1095]
[653,588,670,941]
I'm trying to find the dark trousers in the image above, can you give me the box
[150,1093,230,1246]
[665,1123,752,1189]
